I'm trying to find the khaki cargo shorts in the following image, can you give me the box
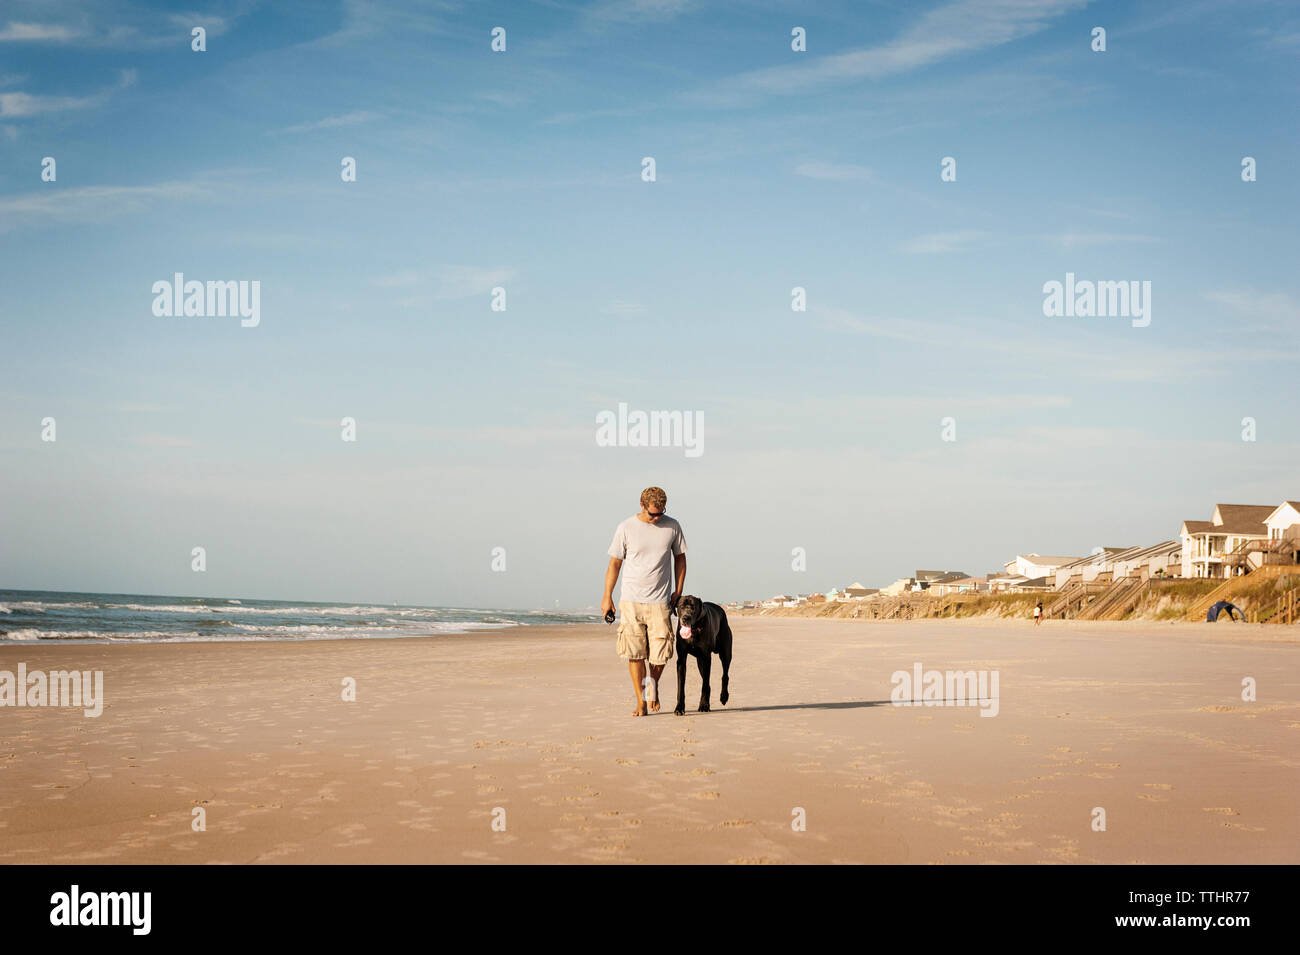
[616,601,674,666]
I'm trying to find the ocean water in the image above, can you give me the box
[0,590,594,644]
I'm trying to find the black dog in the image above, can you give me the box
[673,595,732,714]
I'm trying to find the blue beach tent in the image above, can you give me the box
[1206,601,1243,622]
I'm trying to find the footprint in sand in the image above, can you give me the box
[1203,807,1238,815]
[672,752,695,759]
[720,819,753,827]
[693,792,721,800]
[1145,783,1174,790]
[614,758,640,766]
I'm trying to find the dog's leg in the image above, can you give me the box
[674,641,687,716]
[696,651,711,712]
[718,620,732,706]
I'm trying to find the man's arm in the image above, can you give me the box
[601,558,622,617]
[671,552,686,611]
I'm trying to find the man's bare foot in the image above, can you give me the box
[644,676,660,712]
[632,701,647,716]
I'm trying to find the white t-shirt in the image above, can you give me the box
[607,515,687,604]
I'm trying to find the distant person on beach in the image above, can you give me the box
[1034,600,1043,625]
[601,487,687,716]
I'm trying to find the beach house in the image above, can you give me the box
[1112,541,1182,579]
[1003,554,1084,581]
[1266,502,1300,540]
[928,575,989,596]
[1179,504,1277,578]
[913,570,968,591]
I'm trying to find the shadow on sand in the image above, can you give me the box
[670,697,999,714]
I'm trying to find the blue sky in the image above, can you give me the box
[2,0,1298,608]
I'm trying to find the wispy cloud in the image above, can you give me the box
[269,110,380,135]
[1048,232,1160,249]
[794,161,875,182]
[0,68,135,118]
[900,230,991,253]
[818,304,1300,382]
[133,433,198,449]
[475,90,531,108]
[0,4,244,49]
[537,105,648,126]
[1205,289,1300,334]
[166,12,229,38]
[435,265,515,300]
[0,179,210,231]
[581,0,695,29]
[692,0,1088,105]
[305,0,451,49]
[898,230,1157,253]
[600,300,647,315]
[0,22,76,42]
[376,265,518,301]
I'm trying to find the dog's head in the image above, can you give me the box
[676,595,702,639]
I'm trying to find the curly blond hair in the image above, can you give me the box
[640,486,667,511]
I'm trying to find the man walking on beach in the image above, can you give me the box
[601,487,687,716]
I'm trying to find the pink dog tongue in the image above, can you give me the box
[680,625,693,640]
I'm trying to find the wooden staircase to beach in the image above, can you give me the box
[1183,564,1300,622]
[1076,577,1150,621]
[1044,579,1106,619]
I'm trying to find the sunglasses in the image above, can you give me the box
[645,510,665,519]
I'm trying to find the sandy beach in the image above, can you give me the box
[2,618,1297,864]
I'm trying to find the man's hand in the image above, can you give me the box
[601,595,615,618]
[669,592,681,614]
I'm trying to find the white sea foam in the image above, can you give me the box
[2,601,98,612]
[3,620,519,643]
[102,603,444,617]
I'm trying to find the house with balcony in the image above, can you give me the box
[1179,504,1277,578]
